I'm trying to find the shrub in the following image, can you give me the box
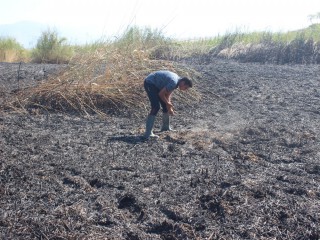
[113,26,169,51]
[31,29,73,63]
[0,37,29,62]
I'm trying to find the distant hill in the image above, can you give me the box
[0,21,103,48]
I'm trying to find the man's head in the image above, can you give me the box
[178,77,193,91]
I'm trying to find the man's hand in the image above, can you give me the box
[159,88,173,106]
[167,102,173,108]
[167,105,174,115]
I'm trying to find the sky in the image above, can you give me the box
[1,0,320,47]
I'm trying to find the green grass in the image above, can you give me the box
[178,23,320,64]
[1,24,320,63]
[178,23,320,49]
[31,29,74,64]
[0,37,29,62]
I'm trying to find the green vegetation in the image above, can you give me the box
[208,24,320,64]
[0,37,29,62]
[31,29,74,63]
[1,24,320,64]
[112,26,169,50]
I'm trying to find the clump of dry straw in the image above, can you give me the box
[5,47,200,117]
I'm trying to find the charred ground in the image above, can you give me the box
[0,59,320,239]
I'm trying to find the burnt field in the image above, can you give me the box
[0,59,320,239]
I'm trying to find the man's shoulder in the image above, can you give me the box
[156,70,179,79]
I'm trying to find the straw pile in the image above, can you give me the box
[5,48,199,117]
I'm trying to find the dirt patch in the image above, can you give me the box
[0,59,320,239]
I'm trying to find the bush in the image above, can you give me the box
[113,26,169,50]
[0,37,29,62]
[31,29,73,63]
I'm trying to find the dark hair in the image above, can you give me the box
[179,77,193,88]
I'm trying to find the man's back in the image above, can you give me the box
[145,70,180,92]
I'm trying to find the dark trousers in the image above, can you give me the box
[144,81,168,115]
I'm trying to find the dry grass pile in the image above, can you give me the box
[4,48,200,117]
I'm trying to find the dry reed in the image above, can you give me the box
[5,47,200,117]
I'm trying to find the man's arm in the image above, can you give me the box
[159,87,174,115]
[159,87,173,106]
